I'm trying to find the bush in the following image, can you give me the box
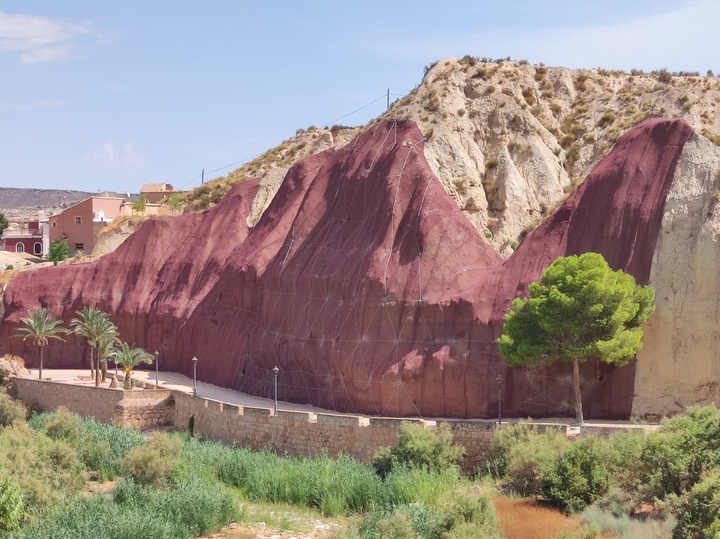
[372,423,464,479]
[0,423,86,512]
[638,406,720,500]
[30,409,144,479]
[120,433,182,486]
[483,423,567,496]
[356,489,501,539]
[0,477,25,531]
[602,430,647,493]
[673,470,720,538]
[0,392,26,428]
[541,437,611,512]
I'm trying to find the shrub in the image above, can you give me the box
[0,477,25,531]
[372,423,464,478]
[30,409,144,479]
[0,423,86,512]
[357,489,501,539]
[602,430,647,493]
[0,392,26,428]
[639,406,720,500]
[541,437,611,512]
[673,470,720,538]
[120,433,182,486]
[483,423,568,496]
[484,157,499,170]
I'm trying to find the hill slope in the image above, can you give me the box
[1,118,707,419]
[185,57,720,254]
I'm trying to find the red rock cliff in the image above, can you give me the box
[0,119,693,418]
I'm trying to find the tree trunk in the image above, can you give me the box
[89,348,94,377]
[573,359,584,425]
[101,361,108,382]
[38,346,43,380]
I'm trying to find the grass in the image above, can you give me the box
[29,407,144,480]
[183,437,385,516]
[581,503,676,538]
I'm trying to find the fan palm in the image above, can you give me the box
[110,343,154,390]
[70,307,119,387]
[14,308,68,380]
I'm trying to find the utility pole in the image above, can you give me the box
[201,169,205,185]
[387,88,390,110]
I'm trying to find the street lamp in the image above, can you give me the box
[154,351,159,388]
[192,356,198,397]
[496,374,503,426]
[273,366,280,415]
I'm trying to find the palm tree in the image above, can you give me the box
[110,343,154,390]
[14,308,68,380]
[70,307,119,387]
[97,332,119,382]
[167,194,183,215]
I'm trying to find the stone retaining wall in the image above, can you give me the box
[171,393,497,470]
[13,377,173,428]
[12,377,654,472]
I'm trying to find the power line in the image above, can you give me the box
[321,93,387,128]
[176,91,403,192]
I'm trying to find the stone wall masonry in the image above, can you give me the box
[171,393,497,471]
[13,377,173,429]
[13,378,656,474]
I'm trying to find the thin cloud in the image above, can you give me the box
[0,11,99,64]
[0,99,66,111]
[92,141,145,168]
[371,0,719,72]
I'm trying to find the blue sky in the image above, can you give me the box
[1,0,717,194]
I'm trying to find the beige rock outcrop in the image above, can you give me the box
[634,134,720,416]
[194,57,720,257]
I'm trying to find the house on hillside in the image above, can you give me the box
[49,197,126,256]
[1,218,45,256]
[140,183,174,204]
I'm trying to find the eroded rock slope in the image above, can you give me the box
[0,118,708,419]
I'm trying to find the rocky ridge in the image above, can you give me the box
[0,118,703,419]
[185,57,720,256]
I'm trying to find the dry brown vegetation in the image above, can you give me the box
[494,497,584,539]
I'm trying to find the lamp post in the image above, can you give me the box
[496,374,503,426]
[192,356,198,397]
[154,350,159,389]
[272,366,279,415]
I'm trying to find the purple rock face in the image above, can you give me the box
[0,118,693,419]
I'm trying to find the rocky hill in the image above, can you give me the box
[185,57,720,255]
[3,58,720,419]
[2,117,716,419]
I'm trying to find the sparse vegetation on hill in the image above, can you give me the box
[182,124,360,213]
[181,56,720,257]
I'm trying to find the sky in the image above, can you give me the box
[1,0,718,194]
